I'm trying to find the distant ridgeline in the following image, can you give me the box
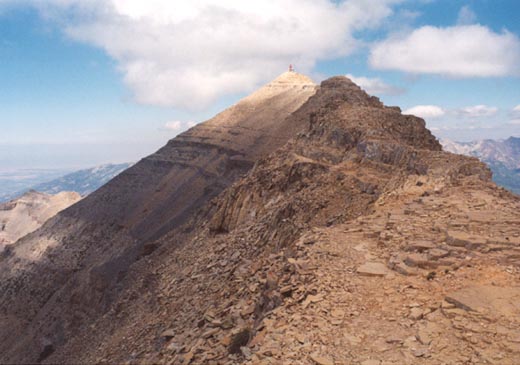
[442,137,520,195]
[0,163,132,203]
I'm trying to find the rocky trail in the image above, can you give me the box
[252,184,520,365]
[71,155,520,365]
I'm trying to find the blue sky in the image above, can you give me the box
[1,0,519,170]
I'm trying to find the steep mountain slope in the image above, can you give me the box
[0,191,80,248]
[442,137,520,194]
[0,71,317,363]
[1,75,520,365]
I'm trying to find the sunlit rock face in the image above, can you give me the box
[0,190,80,248]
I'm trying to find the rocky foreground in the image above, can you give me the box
[1,74,519,364]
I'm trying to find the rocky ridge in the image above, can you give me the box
[1,74,520,364]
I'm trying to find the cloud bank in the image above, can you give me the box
[457,105,498,118]
[163,120,197,131]
[510,105,520,120]
[9,0,402,109]
[404,104,500,120]
[456,6,477,25]
[403,105,445,119]
[370,25,520,78]
[345,74,404,96]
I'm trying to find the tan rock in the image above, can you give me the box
[202,328,219,339]
[445,285,520,315]
[160,329,176,339]
[409,307,423,320]
[330,309,345,318]
[357,262,390,277]
[183,351,194,364]
[310,353,334,365]
[220,336,231,346]
[361,360,381,365]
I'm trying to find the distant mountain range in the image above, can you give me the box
[442,136,520,194]
[0,169,69,203]
[0,163,132,203]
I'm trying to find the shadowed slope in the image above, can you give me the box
[66,71,316,242]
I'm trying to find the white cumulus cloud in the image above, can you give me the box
[345,74,404,95]
[456,5,477,25]
[164,121,183,130]
[163,120,197,131]
[509,105,520,119]
[403,105,445,119]
[369,25,520,77]
[457,105,498,118]
[9,0,403,109]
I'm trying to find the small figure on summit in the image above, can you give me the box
[289,64,294,72]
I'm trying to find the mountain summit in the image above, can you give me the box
[253,70,315,88]
[1,73,520,364]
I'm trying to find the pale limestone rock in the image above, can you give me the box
[357,262,390,277]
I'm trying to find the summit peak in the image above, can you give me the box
[268,71,315,86]
[241,71,316,103]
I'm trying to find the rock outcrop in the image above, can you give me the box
[1,74,519,365]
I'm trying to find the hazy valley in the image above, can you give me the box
[0,163,131,203]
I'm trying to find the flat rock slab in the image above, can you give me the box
[310,354,334,365]
[445,285,520,317]
[357,262,390,277]
[446,230,487,249]
[466,211,499,223]
[360,360,381,365]
[407,240,436,252]
[427,248,450,260]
